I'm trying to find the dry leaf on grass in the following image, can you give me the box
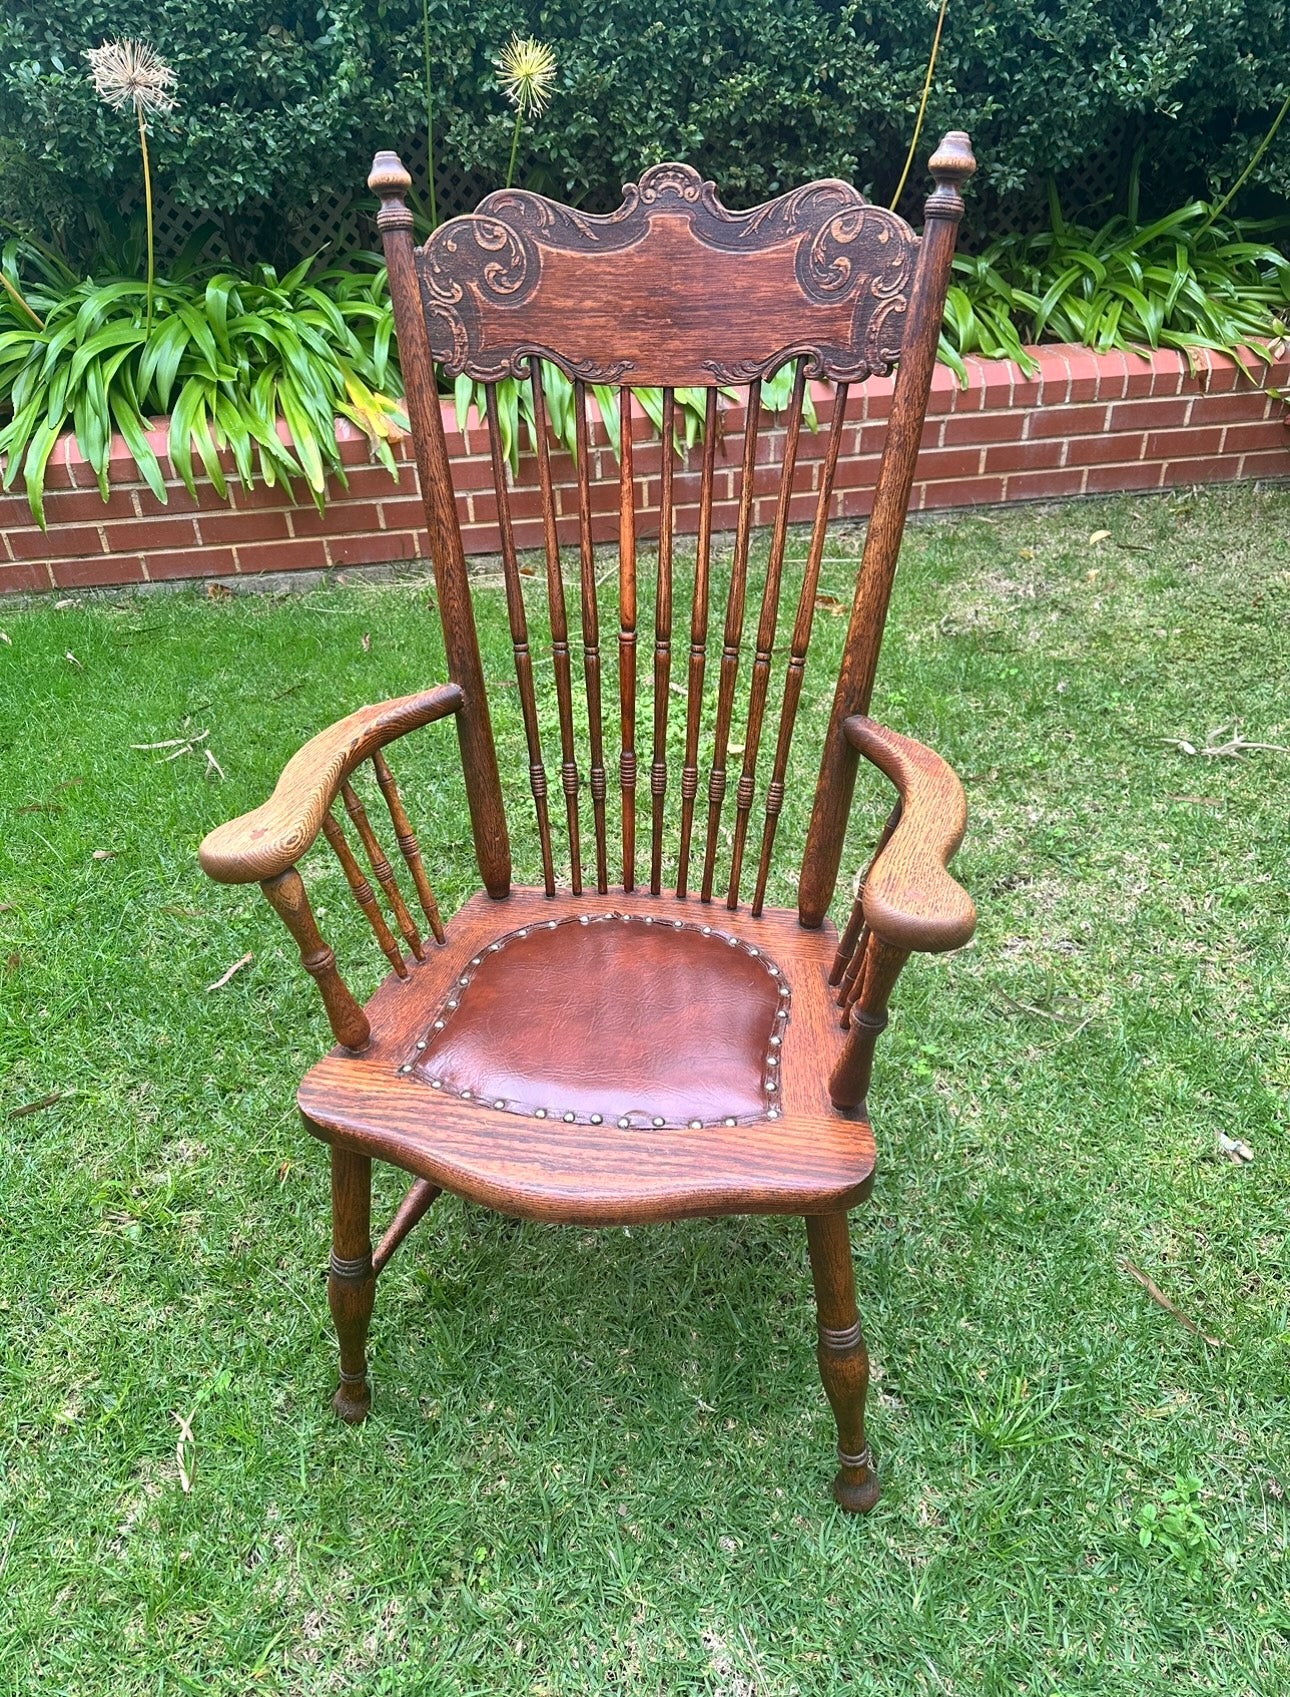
[174,1409,196,1494]
[131,730,208,752]
[1161,724,1288,759]
[8,1092,63,1120]
[169,1370,230,1494]
[1122,1259,1222,1348]
[206,952,253,993]
[1217,1132,1254,1163]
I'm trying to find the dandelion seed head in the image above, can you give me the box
[496,36,557,117]
[86,39,178,119]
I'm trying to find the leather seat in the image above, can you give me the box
[297,888,876,1226]
[416,909,789,1129]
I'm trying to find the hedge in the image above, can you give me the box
[1,0,1287,262]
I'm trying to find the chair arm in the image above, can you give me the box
[842,715,976,954]
[199,685,464,885]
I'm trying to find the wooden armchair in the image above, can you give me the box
[199,133,978,1513]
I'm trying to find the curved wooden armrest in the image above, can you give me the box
[842,715,976,954]
[199,685,464,885]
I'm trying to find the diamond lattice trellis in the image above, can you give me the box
[134,134,498,267]
[139,127,1148,269]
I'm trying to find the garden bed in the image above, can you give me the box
[1,341,1286,596]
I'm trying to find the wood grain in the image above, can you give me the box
[261,866,371,1052]
[220,140,986,1495]
[726,359,806,909]
[369,151,512,901]
[529,358,584,893]
[617,389,639,892]
[805,1212,880,1513]
[752,381,852,917]
[700,379,761,902]
[676,387,718,898]
[416,165,919,388]
[371,1177,441,1276]
[372,750,446,945]
[828,934,910,1111]
[329,1144,374,1421]
[298,888,875,1228]
[842,715,975,954]
[341,778,425,962]
[484,381,556,895]
[649,388,676,896]
[573,379,609,894]
[799,132,976,929]
[199,687,463,885]
[322,809,407,977]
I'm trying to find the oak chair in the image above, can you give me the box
[199,132,979,1513]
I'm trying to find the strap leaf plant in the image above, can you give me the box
[0,246,402,526]
[939,172,1290,382]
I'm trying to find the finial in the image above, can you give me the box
[369,150,414,233]
[925,131,975,220]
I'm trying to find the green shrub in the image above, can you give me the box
[1,2,1287,264]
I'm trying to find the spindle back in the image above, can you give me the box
[370,136,974,927]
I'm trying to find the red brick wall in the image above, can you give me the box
[2,342,1286,596]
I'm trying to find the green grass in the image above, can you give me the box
[2,483,1289,1695]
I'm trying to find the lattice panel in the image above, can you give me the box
[116,180,231,268]
[133,133,499,267]
[131,126,1155,271]
[290,195,371,261]
[289,134,433,259]
[889,118,1145,251]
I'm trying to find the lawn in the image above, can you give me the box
[1,482,1288,1695]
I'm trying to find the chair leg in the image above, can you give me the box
[329,1144,375,1423]
[805,1211,880,1513]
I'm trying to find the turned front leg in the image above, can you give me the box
[805,1211,879,1513]
[329,1144,375,1422]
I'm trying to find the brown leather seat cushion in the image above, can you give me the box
[413,910,789,1129]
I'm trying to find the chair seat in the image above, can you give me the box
[297,889,876,1225]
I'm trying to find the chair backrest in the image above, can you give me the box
[370,134,974,927]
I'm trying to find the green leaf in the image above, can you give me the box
[22,415,62,527]
[110,377,166,505]
[454,372,474,435]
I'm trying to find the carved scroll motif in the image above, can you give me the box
[707,208,916,382]
[414,163,920,386]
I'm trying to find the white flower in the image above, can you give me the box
[85,39,178,119]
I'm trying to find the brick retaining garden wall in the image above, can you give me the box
[1,341,1286,596]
